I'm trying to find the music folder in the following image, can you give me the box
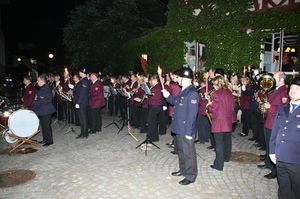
[140,83,152,95]
[117,88,130,98]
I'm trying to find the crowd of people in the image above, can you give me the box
[19,66,300,197]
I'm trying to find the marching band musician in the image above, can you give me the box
[165,70,181,154]
[53,73,64,121]
[261,71,289,179]
[61,69,75,123]
[33,74,56,147]
[22,75,36,109]
[269,77,300,199]
[146,74,164,143]
[88,72,105,134]
[162,67,199,185]
[75,67,90,139]
[128,74,141,128]
[207,75,235,171]
[139,75,150,134]
[196,74,212,145]
[240,76,251,137]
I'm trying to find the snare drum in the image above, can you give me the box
[8,109,39,138]
[2,129,18,144]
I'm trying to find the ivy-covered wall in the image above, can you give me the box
[121,0,300,73]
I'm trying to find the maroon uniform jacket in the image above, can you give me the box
[208,88,235,133]
[23,83,36,108]
[166,82,181,117]
[240,85,251,110]
[264,85,289,129]
[148,83,163,107]
[89,80,105,109]
[62,78,75,94]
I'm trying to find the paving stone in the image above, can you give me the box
[0,114,278,198]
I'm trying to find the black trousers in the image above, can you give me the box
[265,128,276,174]
[131,105,141,128]
[140,107,148,133]
[250,110,263,142]
[147,106,164,142]
[241,109,251,135]
[213,132,232,170]
[90,107,102,133]
[176,134,197,182]
[39,114,53,144]
[77,106,88,136]
[277,161,300,199]
[196,115,210,143]
[54,97,63,120]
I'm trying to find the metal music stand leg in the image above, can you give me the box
[136,137,160,155]
[64,101,76,134]
[119,99,138,142]
[104,94,120,130]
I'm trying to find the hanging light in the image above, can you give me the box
[277,47,280,52]
[291,48,296,52]
[285,47,291,52]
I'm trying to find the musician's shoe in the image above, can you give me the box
[210,165,223,171]
[89,131,96,134]
[76,135,83,139]
[240,132,247,137]
[179,178,194,185]
[171,171,182,176]
[38,141,45,144]
[259,147,266,151]
[264,172,276,179]
[194,139,200,143]
[42,143,53,147]
[248,137,256,141]
[257,164,267,169]
[207,145,214,149]
[170,151,177,155]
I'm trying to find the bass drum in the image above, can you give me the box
[2,129,18,144]
[8,109,39,138]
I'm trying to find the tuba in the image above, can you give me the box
[256,73,276,117]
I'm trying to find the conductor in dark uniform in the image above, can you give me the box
[269,77,300,199]
[75,67,90,139]
[33,74,56,146]
[162,67,199,186]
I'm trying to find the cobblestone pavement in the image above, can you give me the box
[0,112,278,199]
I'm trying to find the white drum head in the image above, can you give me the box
[2,129,18,144]
[8,109,39,138]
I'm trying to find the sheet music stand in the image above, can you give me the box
[116,89,138,142]
[105,86,119,130]
[136,83,160,155]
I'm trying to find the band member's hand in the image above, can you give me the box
[161,89,170,98]
[269,154,276,164]
[241,85,246,91]
[264,102,271,109]
[68,84,74,89]
[185,135,192,140]
[75,104,80,109]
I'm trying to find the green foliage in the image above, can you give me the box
[122,0,300,73]
[63,0,167,73]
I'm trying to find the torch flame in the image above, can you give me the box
[64,67,69,74]
[157,65,162,76]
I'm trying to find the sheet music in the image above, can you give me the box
[133,97,142,102]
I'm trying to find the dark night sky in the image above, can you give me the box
[1,0,86,64]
